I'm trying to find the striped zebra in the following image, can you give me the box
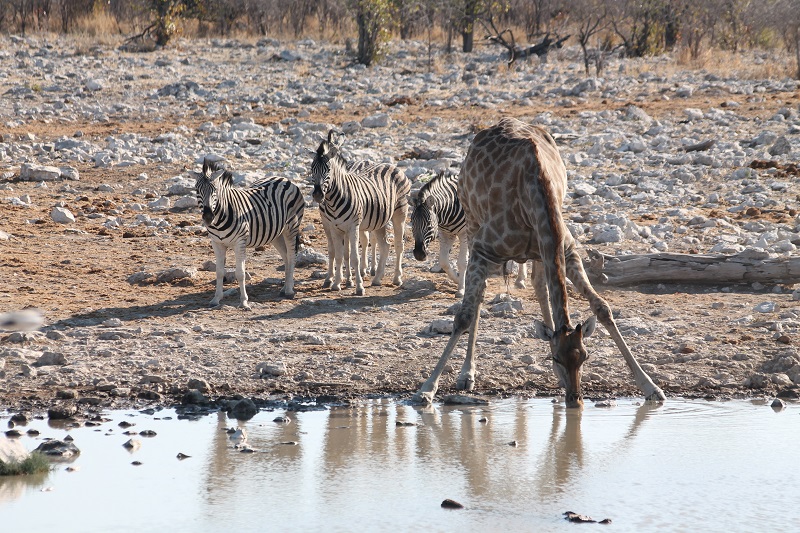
[319,159,376,289]
[411,171,527,298]
[193,158,305,309]
[310,130,410,296]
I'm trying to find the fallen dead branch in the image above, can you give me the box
[585,249,800,286]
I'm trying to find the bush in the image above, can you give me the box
[0,452,51,476]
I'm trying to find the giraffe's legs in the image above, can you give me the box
[455,233,469,298]
[530,261,554,330]
[412,255,489,404]
[565,247,666,402]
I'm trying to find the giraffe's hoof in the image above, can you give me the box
[411,391,434,405]
[515,281,527,290]
[240,302,252,310]
[456,376,475,391]
[645,387,666,402]
[370,279,382,287]
[322,280,332,289]
[280,290,296,299]
[355,287,365,296]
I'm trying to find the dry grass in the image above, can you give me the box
[677,47,795,79]
[0,452,50,476]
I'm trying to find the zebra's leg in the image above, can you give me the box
[359,230,369,279]
[438,233,459,285]
[412,254,489,404]
[564,245,665,402]
[233,239,251,309]
[321,217,334,289]
[370,227,389,287]
[347,227,365,295]
[369,231,377,276]
[455,233,469,298]
[391,205,406,286]
[330,229,345,292]
[515,260,528,290]
[210,240,228,307]
[273,233,295,298]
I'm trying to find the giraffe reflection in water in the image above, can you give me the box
[199,399,658,511]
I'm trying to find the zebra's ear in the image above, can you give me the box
[424,195,436,208]
[328,130,345,149]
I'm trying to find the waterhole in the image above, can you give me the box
[1,398,797,532]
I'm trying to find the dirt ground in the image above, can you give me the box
[1,95,799,415]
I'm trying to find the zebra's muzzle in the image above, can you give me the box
[312,184,323,203]
[202,206,214,225]
[413,243,428,261]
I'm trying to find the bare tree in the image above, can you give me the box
[566,0,609,75]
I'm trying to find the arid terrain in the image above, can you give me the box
[1,35,799,415]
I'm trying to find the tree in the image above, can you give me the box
[568,0,609,75]
[608,0,681,57]
[349,0,394,66]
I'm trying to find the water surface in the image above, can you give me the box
[1,398,797,532]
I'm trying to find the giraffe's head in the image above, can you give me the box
[193,157,231,226]
[534,316,597,408]
[310,130,345,203]
[410,193,439,261]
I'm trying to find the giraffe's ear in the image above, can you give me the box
[533,319,555,341]
[579,315,597,338]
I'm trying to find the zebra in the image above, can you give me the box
[318,159,376,289]
[193,158,305,309]
[310,130,410,296]
[411,171,527,298]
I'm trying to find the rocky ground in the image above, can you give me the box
[1,35,799,416]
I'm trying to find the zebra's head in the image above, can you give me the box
[194,158,232,226]
[410,192,439,262]
[310,130,345,203]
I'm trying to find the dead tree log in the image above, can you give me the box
[482,17,569,66]
[585,249,800,286]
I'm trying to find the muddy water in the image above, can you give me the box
[1,398,797,532]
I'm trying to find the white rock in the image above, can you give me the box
[85,79,103,91]
[572,182,596,197]
[361,113,391,128]
[51,207,75,224]
[19,163,61,181]
[754,302,778,313]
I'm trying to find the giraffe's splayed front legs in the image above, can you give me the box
[412,256,489,404]
[565,249,666,402]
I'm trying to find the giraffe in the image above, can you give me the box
[412,117,665,407]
